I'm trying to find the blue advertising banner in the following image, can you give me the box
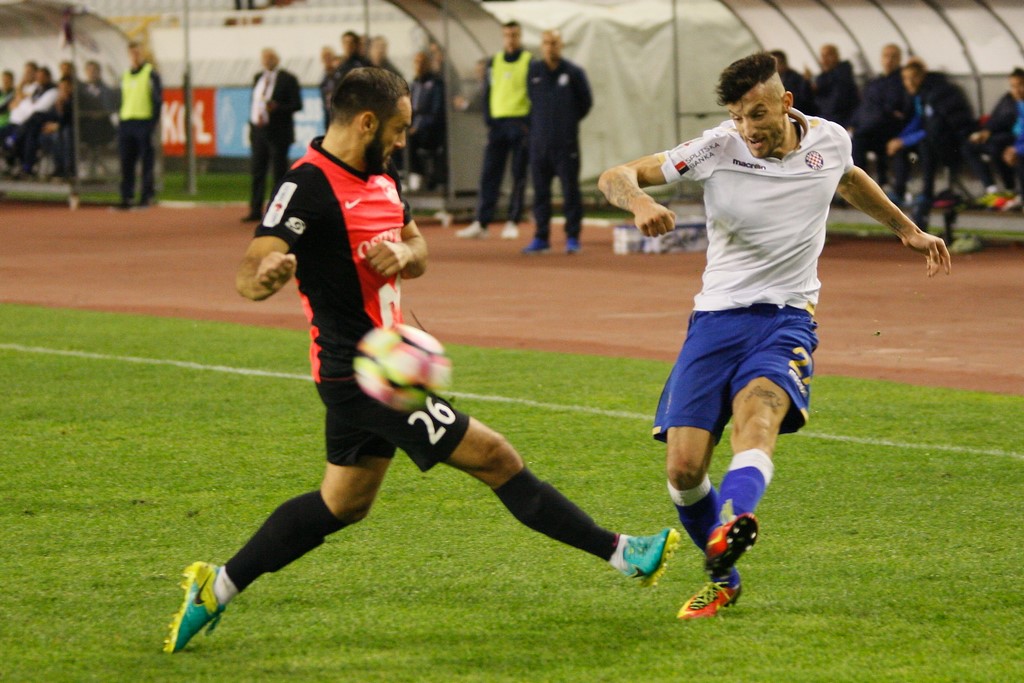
[214,87,326,159]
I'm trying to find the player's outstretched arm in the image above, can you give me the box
[598,155,677,237]
[236,235,295,301]
[837,166,951,277]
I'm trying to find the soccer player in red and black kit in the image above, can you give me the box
[164,68,680,654]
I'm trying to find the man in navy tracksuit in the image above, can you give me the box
[522,29,592,254]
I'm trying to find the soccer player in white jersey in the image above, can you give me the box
[598,52,950,619]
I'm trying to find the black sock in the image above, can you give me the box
[224,490,346,593]
[494,468,617,560]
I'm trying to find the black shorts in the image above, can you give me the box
[316,378,470,471]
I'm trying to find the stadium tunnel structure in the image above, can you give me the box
[3,0,1023,202]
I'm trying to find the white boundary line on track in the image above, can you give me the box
[3,342,1021,462]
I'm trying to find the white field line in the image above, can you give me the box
[3,342,1022,462]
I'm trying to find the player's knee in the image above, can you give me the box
[321,493,375,525]
[476,432,523,481]
[666,456,708,490]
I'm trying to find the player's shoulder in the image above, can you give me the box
[805,116,850,142]
[279,160,331,194]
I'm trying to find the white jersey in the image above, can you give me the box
[658,110,853,311]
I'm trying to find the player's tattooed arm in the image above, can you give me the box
[599,156,677,236]
[838,167,950,277]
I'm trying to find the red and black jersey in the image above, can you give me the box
[254,138,412,382]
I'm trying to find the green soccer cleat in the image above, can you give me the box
[621,528,681,587]
[163,561,226,653]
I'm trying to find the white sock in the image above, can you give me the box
[213,566,239,606]
[728,448,775,485]
[667,475,712,506]
[608,535,630,572]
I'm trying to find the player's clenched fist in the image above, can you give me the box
[257,252,297,289]
[365,241,410,277]
[633,201,676,237]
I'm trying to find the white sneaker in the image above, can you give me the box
[456,221,488,239]
[500,221,520,240]
[433,211,453,229]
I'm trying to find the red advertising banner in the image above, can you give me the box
[161,88,216,157]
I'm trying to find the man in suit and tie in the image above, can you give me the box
[244,48,303,222]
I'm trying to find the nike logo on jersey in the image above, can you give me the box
[344,199,361,210]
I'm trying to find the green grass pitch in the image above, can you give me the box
[2,303,1022,682]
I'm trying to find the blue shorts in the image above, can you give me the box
[653,304,818,443]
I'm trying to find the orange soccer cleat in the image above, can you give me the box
[704,512,759,577]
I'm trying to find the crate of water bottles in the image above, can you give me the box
[613,220,708,254]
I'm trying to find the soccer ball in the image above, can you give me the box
[353,324,452,411]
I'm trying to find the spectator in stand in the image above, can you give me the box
[963,68,1024,209]
[58,60,75,81]
[995,70,1024,212]
[522,29,592,255]
[454,58,488,114]
[21,71,73,178]
[849,44,907,191]
[78,60,117,153]
[807,44,859,127]
[770,50,814,115]
[322,32,369,131]
[242,48,303,222]
[456,21,532,240]
[14,61,39,104]
[368,36,403,79]
[40,75,76,180]
[318,46,339,130]
[117,42,162,209]
[0,70,15,129]
[2,66,58,177]
[887,60,976,229]
[338,33,369,84]
[407,50,446,192]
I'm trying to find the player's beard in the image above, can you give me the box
[365,129,387,175]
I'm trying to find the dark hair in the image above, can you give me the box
[1011,67,1024,80]
[769,50,788,67]
[502,21,521,30]
[330,67,409,125]
[716,52,779,106]
[902,60,926,77]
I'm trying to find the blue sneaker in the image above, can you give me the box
[620,528,681,587]
[163,561,227,653]
[565,237,581,254]
[522,238,550,254]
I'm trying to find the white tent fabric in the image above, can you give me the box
[0,0,129,87]
[35,0,1024,186]
[483,0,758,179]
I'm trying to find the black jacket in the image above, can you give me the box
[527,57,592,149]
[982,92,1019,134]
[814,60,860,127]
[252,68,303,144]
[908,72,976,144]
[850,70,906,137]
